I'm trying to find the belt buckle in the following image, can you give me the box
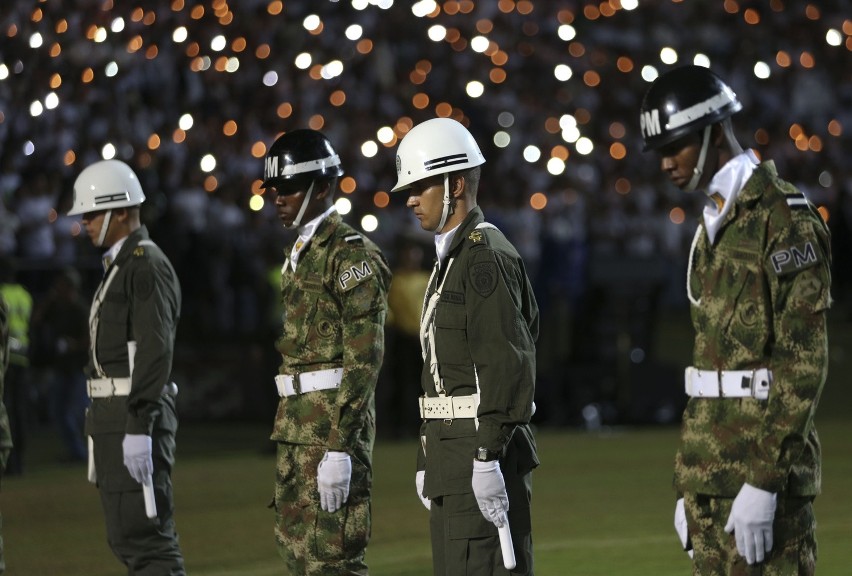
[740,370,755,395]
[292,372,301,395]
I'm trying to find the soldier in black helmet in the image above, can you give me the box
[641,65,831,574]
[262,129,391,575]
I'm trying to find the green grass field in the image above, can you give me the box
[3,310,851,575]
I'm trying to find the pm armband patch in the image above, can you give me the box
[470,261,497,297]
[769,242,820,275]
[338,260,374,291]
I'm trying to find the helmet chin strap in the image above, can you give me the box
[685,125,713,193]
[284,180,315,230]
[96,210,113,247]
[434,173,452,233]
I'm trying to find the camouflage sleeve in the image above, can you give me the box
[467,247,537,455]
[326,243,390,451]
[749,216,831,491]
[126,254,181,435]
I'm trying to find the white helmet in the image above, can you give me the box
[392,117,485,193]
[68,159,146,216]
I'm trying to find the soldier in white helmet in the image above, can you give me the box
[69,159,185,575]
[393,118,540,575]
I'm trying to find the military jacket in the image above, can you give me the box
[418,207,540,497]
[676,161,831,497]
[0,296,12,470]
[84,226,182,436]
[271,212,391,451]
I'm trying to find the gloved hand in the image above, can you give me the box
[724,483,777,565]
[122,434,153,484]
[317,451,351,513]
[674,498,693,558]
[471,460,509,528]
[415,470,430,510]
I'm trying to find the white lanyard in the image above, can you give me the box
[420,257,454,396]
[89,265,120,377]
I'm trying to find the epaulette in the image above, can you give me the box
[344,234,364,244]
[784,191,810,211]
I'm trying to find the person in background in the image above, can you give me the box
[0,295,15,574]
[640,65,832,574]
[393,117,540,575]
[69,159,185,575]
[262,129,390,575]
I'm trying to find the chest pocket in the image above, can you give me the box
[717,251,770,354]
[433,300,469,366]
[99,292,129,330]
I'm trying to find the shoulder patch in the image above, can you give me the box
[338,260,374,291]
[344,234,364,244]
[785,192,809,210]
[769,241,820,275]
[469,261,497,297]
[135,269,155,300]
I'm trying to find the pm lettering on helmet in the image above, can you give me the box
[770,242,818,275]
[265,155,279,181]
[640,109,661,139]
[339,260,374,291]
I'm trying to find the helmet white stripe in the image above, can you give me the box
[667,89,738,131]
[272,154,341,178]
[424,153,468,171]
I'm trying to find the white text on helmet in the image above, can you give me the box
[640,109,661,139]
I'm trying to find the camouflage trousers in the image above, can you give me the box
[684,493,817,575]
[273,442,372,576]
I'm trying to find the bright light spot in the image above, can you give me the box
[523,145,541,163]
[295,53,312,69]
[561,126,580,143]
[493,131,511,148]
[335,197,352,215]
[173,26,188,43]
[576,137,594,155]
[559,114,578,130]
[23,141,35,156]
[211,35,227,51]
[321,60,344,79]
[693,54,711,68]
[557,25,576,41]
[345,24,363,40]
[111,18,125,33]
[466,81,484,98]
[361,140,379,157]
[29,100,44,117]
[660,47,678,65]
[375,0,394,8]
[179,114,194,130]
[105,61,119,77]
[753,61,771,79]
[554,64,573,81]
[826,29,842,47]
[818,170,833,188]
[412,0,438,17]
[94,27,107,43]
[263,71,278,86]
[0,64,8,80]
[351,0,369,9]
[45,92,59,110]
[497,112,514,128]
[200,154,217,172]
[361,214,379,232]
[641,65,659,82]
[621,0,639,9]
[249,195,264,211]
[101,143,117,159]
[29,32,44,48]
[471,36,490,53]
[546,157,566,175]
[303,15,321,31]
[427,25,447,42]
[226,57,240,73]
[377,126,395,144]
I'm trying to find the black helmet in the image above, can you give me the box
[639,65,742,152]
[262,129,343,188]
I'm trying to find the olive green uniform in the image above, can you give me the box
[0,296,13,574]
[678,162,831,575]
[85,226,185,575]
[418,207,539,576]
[271,212,390,575]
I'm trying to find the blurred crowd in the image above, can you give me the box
[1,1,850,441]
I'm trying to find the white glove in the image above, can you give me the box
[415,470,430,510]
[317,451,351,513]
[122,434,153,484]
[674,498,693,558]
[724,483,777,565]
[471,460,509,528]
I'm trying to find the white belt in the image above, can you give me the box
[275,368,342,397]
[87,379,178,398]
[685,367,772,400]
[419,394,479,419]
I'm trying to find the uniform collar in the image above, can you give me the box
[105,226,148,265]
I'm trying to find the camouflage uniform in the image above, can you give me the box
[85,226,185,575]
[417,207,540,576]
[271,211,390,576]
[0,296,12,574]
[677,161,831,575]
